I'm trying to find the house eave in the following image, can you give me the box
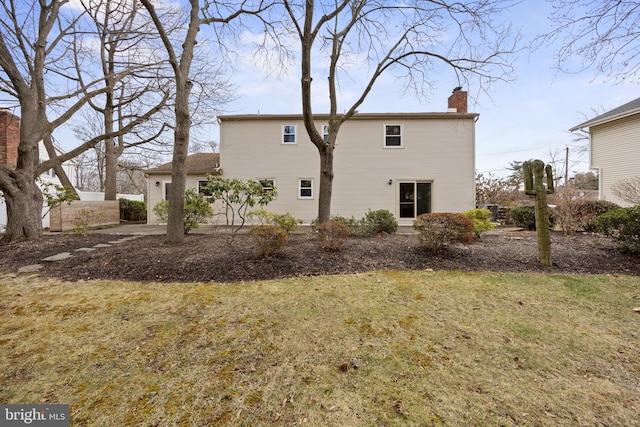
[570,107,640,132]
[218,112,479,122]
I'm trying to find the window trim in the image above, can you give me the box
[298,178,313,199]
[282,124,297,144]
[384,124,403,148]
[197,179,212,197]
[164,182,172,201]
[258,178,275,192]
[322,124,329,142]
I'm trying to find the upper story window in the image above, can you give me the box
[384,124,402,148]
[283,125,296,144]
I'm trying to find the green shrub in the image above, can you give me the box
[510,205,555,231]
[249,225,288,258]
[358,209,398,236]
[248,208,301,233]
[312,210,398,236]
[317,220,352,251]
[595,206,640,253]
[462,209,495,238]
[119,198,147,222]
[152,189,213,234]
[573,200,620,232]
[413,213,474,252]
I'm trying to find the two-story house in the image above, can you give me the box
[570,97,640,206]
[218,91,477,226]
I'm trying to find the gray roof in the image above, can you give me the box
[570,96,640,131]
[145,153,220,175]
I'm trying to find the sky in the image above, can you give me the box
[3,1,637,179]
[220,1,639,179]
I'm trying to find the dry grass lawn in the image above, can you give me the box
[1,271,639,426]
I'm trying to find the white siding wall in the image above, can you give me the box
[146,174,212,224]
[220,115,476,225]
[590,114,640,207]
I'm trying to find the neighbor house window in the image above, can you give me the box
[197,179,212,197]
[258,179,275,192]
[164,182,171,201]
[385,124,402,147]
[299,179,313,199]
[283,125,296,144]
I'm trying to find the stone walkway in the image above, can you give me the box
[9,235,143,276]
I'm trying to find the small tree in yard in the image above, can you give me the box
[204,176,277,242]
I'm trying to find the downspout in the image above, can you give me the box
[585,129,603,200]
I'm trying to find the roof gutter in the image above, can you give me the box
[569,106,640,131]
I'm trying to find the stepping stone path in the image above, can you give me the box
[42,252,73,261]
[3,235,145,277]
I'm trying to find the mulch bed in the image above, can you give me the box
[1,228,638,283]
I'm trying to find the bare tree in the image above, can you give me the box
[140,0,273,243]
[475,172,521,206]
[79,0,172,200]
[572,171,598,190]
[282,0,520,223]
[542,0,640,83]
[0,0,167,243]
[611,176,640,205]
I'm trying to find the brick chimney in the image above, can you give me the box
[447,87,467,113]
[0,109,21,167]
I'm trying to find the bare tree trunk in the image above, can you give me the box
[166,82,192,243]
[104,137,117,199]
[1,172,43,243]
[318,145,334,223]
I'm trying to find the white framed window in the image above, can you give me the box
[197,179,212,197]
[384,124,402,148]
[258,178,275,192]
[283,124,296,144]
[298,179,313,199]
[322,124,329,142]
[164,182,172,201]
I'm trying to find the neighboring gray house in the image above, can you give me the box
[570,97,640,206]
[219,90,478,226]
